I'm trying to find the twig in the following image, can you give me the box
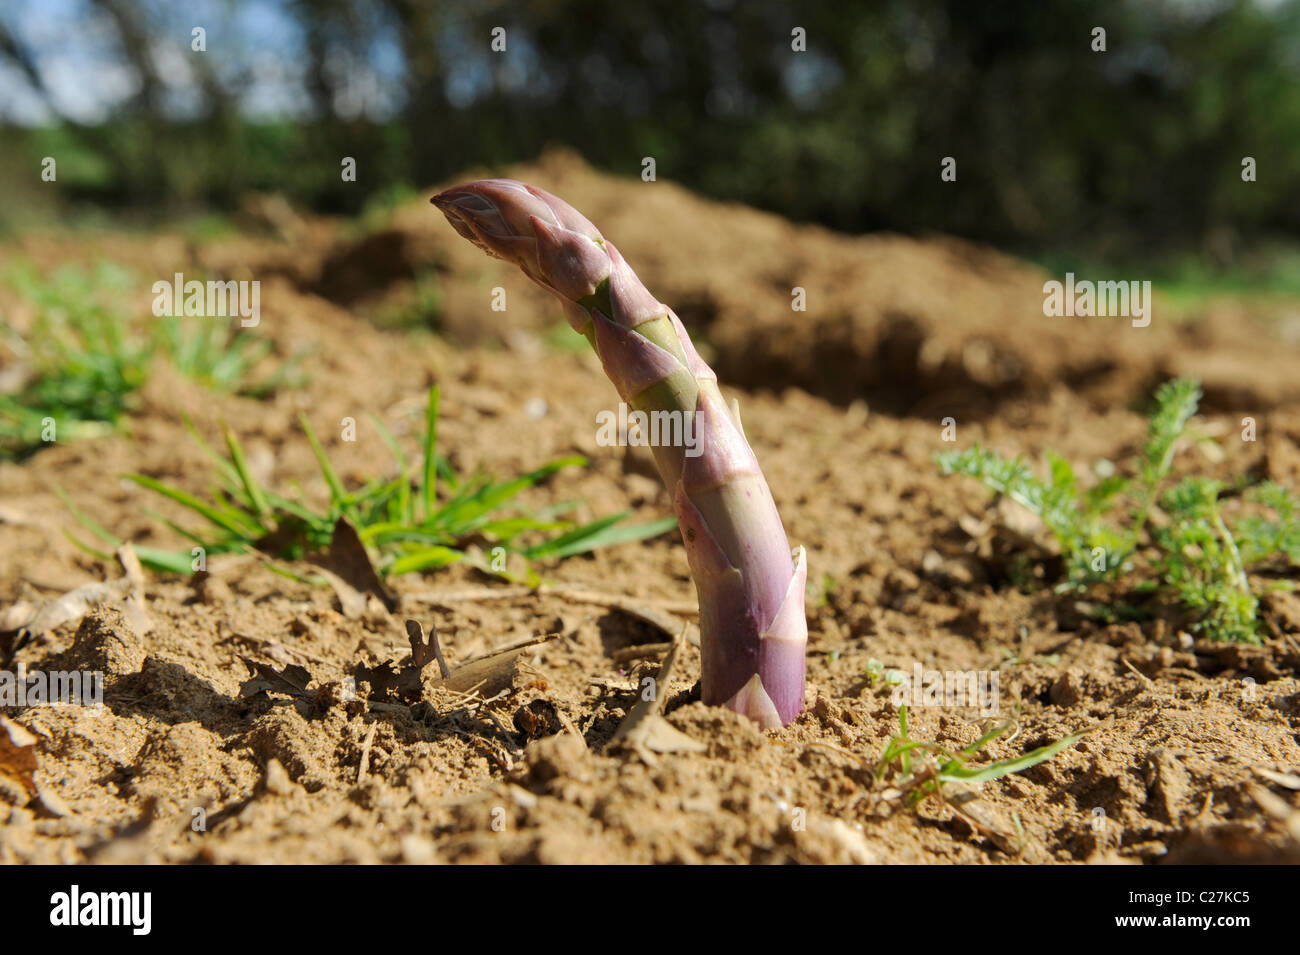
[609,642,672,664]
[483,710,521,753]
[1121,658,1154,685]
[357,723,378,783]
[805,740,863,762]
[455,730,513,771]
[407,583,699,616]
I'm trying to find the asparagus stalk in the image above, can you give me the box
[431,179,807,728]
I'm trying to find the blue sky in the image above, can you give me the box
[0,0,405,124]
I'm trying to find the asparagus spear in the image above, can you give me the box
[431,179,807,728]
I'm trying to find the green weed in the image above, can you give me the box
[68,385,677,581]
[938,379,1299,642]
[875,705,1084,806]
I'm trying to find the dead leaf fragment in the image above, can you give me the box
[610,635,705,763]
[311,517,398,617]
[350,619,445,705]
[406,619,449,677]
[0,544,149,661]
[239,657,314,700]
[431,633,556,696]
[0,599,37,632]
[1255,767,1300,791]
[352,658,424,704]
[0,716,38,801]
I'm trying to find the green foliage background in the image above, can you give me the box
[2,0,1298,263]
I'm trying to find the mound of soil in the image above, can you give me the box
[1,152,1299,864]
[383,149,1300,417]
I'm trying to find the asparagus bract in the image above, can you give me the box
[431,179,807,728]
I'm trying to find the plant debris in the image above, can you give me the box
[0,716,38,802]
[609,634,706,763]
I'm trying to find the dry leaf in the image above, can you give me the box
[406,619,448,676]
[1255,767,1300,791]
[1,544,148,644]
[629,716,707,756]
[20,581,121,637]
[311,517,397,618]
[0,716,38,800]
[352,658,423,704]
[351,623,555,705]
[312,565,370,619]
[431,634,556,696]
[239,657,314,700]
[610,635,704,762]
[0,599,37,632]
[350,620,443,705]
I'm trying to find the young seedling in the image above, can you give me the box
[938,378,1300,642]
[875,705,1083,805]
[872,705,1084,853]
[431,179,808,728]
[66,385,676,581]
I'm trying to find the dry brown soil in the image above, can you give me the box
[2,151,1299,864]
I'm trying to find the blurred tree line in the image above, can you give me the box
[1,0,1297,258]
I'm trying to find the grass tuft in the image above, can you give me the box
[68,385,677,582]
[1,261,308,458]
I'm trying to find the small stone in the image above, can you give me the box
[400,835,437,864]
[263,758,293,796]
[883,567,920,595]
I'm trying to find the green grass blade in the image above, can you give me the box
[125,474,260,539]
[298,413,351,515]
[474,516,570,541]
[939,730,1086,786]
[62,529,115,562]
[133,547,204,575]
[421,384,439,521]
[55,486,122,547]
[370,413,414,524]
[387,545,464,576]
[182,415,243,491]
[223,424,271,518]
[432,456,586,532]
[524,514,678,560]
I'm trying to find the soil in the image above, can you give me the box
[2,150,1299,864]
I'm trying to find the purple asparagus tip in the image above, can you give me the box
[431,177,809,728]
